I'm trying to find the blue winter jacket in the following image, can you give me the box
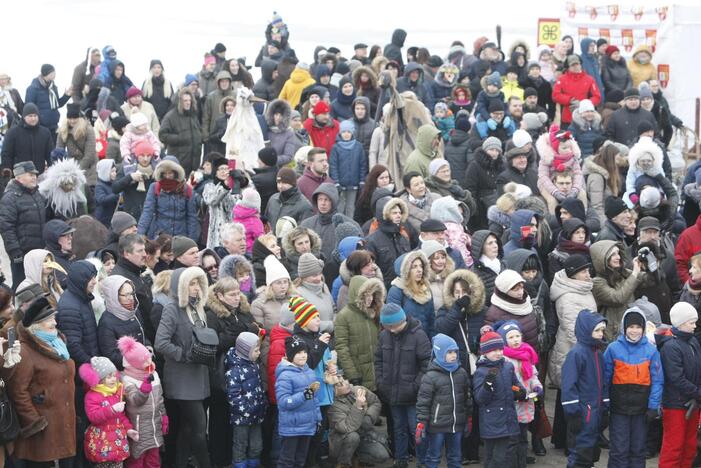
[275,360,322,436]
[603,308,663,415]
[580,38,605,103]
[658,326,701,409]
[561,310,610,417]
[329,136,367,189]
[25,78,70,130]
[225,349,267,426]
[98,46,118,87]
[94,179,119,227]
[472,356,522,439]
[56,261,99,367]
[137,183,200,241]
[331,236,363,303]
[503,209,538,256]
[387,254,435,338]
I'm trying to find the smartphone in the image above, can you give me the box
[7,327,15,350]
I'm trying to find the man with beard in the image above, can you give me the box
[507,96,524,128]
[297,147,335,204]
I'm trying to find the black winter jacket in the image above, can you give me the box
[112,165,156,221]
[658,329,701,409]
[112,258,159,343]
[56,261,99,366]
[605,107,658,147]
[469,230,504,307]
[374,318,431,405]
[417,361,472,433]
[366,221,412,289]
[252,165,279,217]
[0,120,53,173]
[98,310,149,369]
[0,180,46,259]
[444,129,472,187]
[464,149,504,228]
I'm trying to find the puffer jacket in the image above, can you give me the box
[582,158,614,225]
[82,382,133,463]
[657,326,701,409]
[387,252,435,338]
[335,276,385,390]
[122,372,166,458]
[473,356,522,439]
[25,76,70,130]
[112,160,157,222]
[569,110,603,157]
[548,269,597,388]
[417,359,471,434]
[396,62,429,104]
[225,350,267,425]
[469,230,504,306]
[628,45,656,88]
[366,198,412,289]
[275,359,322,436]
[56,261,99,366]
[350,96,376,155]
[384,29,407,69]
[464,148,504,226]
[0,179,47,259]
[602,55,632,94]
[329,135,367,189]
[265,99,302,167]
[265,187,314,228]
[604,106,658,148]
[536,132,584,197]
[159,98,202,175]
[444,128,472,185]
[603,308,663,415]
[279,68,316,109]
[552,70,601,124]
[253,60,278,101]
[374,317,431,405]
[98,309,148,371]
[0,119,53,174]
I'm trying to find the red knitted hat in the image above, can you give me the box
[313,101,330,115]
[480,331,504,354]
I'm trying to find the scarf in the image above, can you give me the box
[481,255,502,275]
[160,178,183,193]
[136,164,154,192]
[108,299,137,322]
[239,277,252,294]
[34,330,70,360]
[124,363,154,381]
[280,186,297,202]
[93,382,121,397]
[558,239,590,256]
[39,76,59,110]
[408,193,426,209]
[491,289,533,316]
[302,281,324,295]
[504,342,538,381]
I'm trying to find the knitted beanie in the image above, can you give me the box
[670,302,698,328]
[277,167,297,186]
[421,239,447,259]
[117,336,152,370]
[91,356,117,380]
[380,303,406,326]
[289,296,319,329]
[111,211,137,235]
[482,137,502,153]
[239,187,262,212]
[428,158,450,177]
[494,269,525,294]
[172,236,198,259]
[297,253,324,278]
[279,302,296,330]
[512,129,532,149]
[235,332,260,361]
[285,335,309,362]
[480,331,504,354]
[264,255,290,285]
[258,147,278,167]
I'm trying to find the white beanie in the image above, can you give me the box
[428,158,450,177]
[420,239,446,259]
[512,129,532,149]
[264,255,290,285]
[670,302,698,328]
[578,99,595,113]
[238,187,261,212]
[494,269,525,293]
[639,187,661,209]
[130,112,148,128]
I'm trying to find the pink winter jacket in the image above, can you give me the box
[84,389,133,463]
[233,204,265,253]
[119,125,162,164]
[535,132,584,197]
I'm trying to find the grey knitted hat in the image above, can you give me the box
[297,253,324,278]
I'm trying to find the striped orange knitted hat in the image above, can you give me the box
[290,296,319,329]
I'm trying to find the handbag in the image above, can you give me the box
[533,401,553,439]
[188,310,219,367]
[0,379,19,444]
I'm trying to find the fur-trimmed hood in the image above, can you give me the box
[352,65,379,90]
[426,255,455,283]
[628,137,663,172]
[219,254,256,286]
[382,197,409,223]
[219,95,236,114]
[582,158,609,180]
[535,131,582,165]
[442,269,486,314]
[347,275,385,320]
[508,40,530,60]
[338,260,384,286]
[205,283,251,318]
[176,266,209,320]
[282,227,322,258]
[390,251,432,304]
[154,158,185,181]
[571,108,602,130]
[265,98,292,131]
[487,205,512,227]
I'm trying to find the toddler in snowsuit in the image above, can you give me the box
[119,112,161,164]
[233,188,265,255]
[329,119,367,218]
[432,103,455,143]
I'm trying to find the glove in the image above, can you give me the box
[303,386,315,400]
[112,401,126,413]
[456,295,471,311]
[600,410,610,430]
[646,408,660,424]
[464,417,473,437]
[140,377,153,394]
[415,422,426,445]
[629,193,640,205]
[3,341,21,368]
[533,386,544,398]
[487,118,498,131]
[566,413,582,434]
[512,386,528,401]
[503,116,512,128]
[161,414,169,435]
[484,369,498,391]
[1,168,12,178]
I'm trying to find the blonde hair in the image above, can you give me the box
[495,193,516,213]
[152,270,172,296]
[212,276,240,296]
[259,233,277,250]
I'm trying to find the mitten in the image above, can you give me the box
[3,341,21,368]
[161,414,169,435]
[140,377,153,394]
[415,422,426,445]
[512,386,528,401]
[112,401,126,413]
[630,193,640,205]
[487,118,497,131]
[646,408,660,424]
[303,386,315,400]
[503,116,512,128]
[484,369,498,391]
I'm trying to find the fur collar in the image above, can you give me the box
[487,205,512,227]
[350,277,385,320]
[441,269,486,314]
[582,158,609,179]
[206,284,251,318]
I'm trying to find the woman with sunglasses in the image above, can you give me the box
[97,274,149,369]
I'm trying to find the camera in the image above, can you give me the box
[637,247,658,272]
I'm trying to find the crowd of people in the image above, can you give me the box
[0,10,698,468]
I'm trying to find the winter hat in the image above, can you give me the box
[623,310,645,331]
[117,335,152,370]
[605,45,620,56]
[96,159,115,183]
[134,140,155,157]
[172,235,198,259]
[313,101,331,115]
[276,167,297,186]
[432,333,460,372]
[488,100,504,113]
[22,103,39,116]
[494,269,525,294]
[430,196,465,225]
[670,302,698,328]
[130,112,148,128]
[549,125,572,153]
[637,216,661,233]
[126,86,142,99]
[110,211,137,235]
[482,137,502,153]
[239,187,261,211]
[639,86,653,100]
[639,187,661,209]
[15,283,45,309]
[111,115,130,133]
[434,102,448,114]
[564,254,591,278]
[235,332,260,361]
[637,120,655,135]
[275,216,297,239]
[578,99,595,113]
[428,158,450,177]
[421,239,447,260]
[213,42,227,53]
[90,356,117,380]
[21,296,56,327]
[66,103,81,119]
[420,219,447,233]
[297,253,323,278]
[279,302,296,329]
[480,330,504,354]
[204,55,216,66]
[634,175,659,195]
[522,112,548,130]
[285,335,309,362]
[289,296,319,328]
[604,196,628,219]
[485,71,502,88]
[40,64,55,77]
[504,182,532,200]
[339,119,356,136]
[512,129,532,149]
[624,88,640,100]
[632,296,662,327]
[495,320,522,342]
[265,255,290,285]
[258,147,278,167]
[184,74,199,86]
[380,303,406,326]
[565,54,581,67]
[607,89,624,103]
[296,62,310,71]
[455,110,471,132]
[13,161,38,177]
[334,221,363,245]
[290,109,302,121]
[524,87,538,98]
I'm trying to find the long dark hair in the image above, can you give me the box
[224,59,254,88]
[369,45,382,61]
[356,165,392,223]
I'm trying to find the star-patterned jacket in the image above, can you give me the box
[225,349,267,426]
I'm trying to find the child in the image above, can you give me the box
[536,124,587,213]
[496,321,543,468]
[603,307,663,468]
[502,67,524,101]
[475,71,507,123]
[119,112,161,165]
[449,85,473,116]
[473,328,524,467]
[226,332,267,468]
[416,333,472,468]
[624,137,664,207]
[117,336,167,468]
[95,159,120,227]
[561,309,608,468]
[233,187,265,255]
[657,302,701,467]
[79,356,138,467]
[433,103,455,142]
[375,303,431,468]
[329,120,368,218]
[275,335,322,468]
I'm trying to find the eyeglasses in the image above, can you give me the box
[204,264,218,272]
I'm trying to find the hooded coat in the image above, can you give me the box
[548,269,597,388]
[275,359,322,436]
[627,45,656,88]
[265,99,302,167]
[329,132,368,189]
[265,186,314,228]
[469,230,504,306]
[253,59,279,101]
[159,92,202,175]
[396,62,429,104]
[350,96,376,155]
[404,125,442,179]
[387,251,435,338]
[94,159,119,227]
[335,276,385,390]
[570,109,604,157]
[444,126,472,185]
[536,131,584,197]
[383,29,407,69]
[503,209,538,256]
[473,355,522,439]
[352,66,381,118]
[365,198,412,289]
[0,179,47,259]
[582,157,614,225]
[464,149,504,226]
[580,38,605,102]
[278,68,316,109]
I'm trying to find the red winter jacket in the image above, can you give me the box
[267,324,292,404]
[303,117,339,155]
[552,71,601,124]
[676,215,701,283]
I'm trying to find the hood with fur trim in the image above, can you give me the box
[352,65,379,91]
[205,283,251,318]
[508,40,530,60]
[382,197,409,223]
[219,95,236,114]
[442,269,486,314]
[177,266,209,317]
[282,227,322,258]
[628,137,663,173]
[582,157,609,180]
[391,251,432,304]
[535,131,582,165]
[338,259,384,286]
[265,98,292,131]
[347,275,385,320]
[632,44,653,63]
[154,158,185,181]
[427,254,455,284]
[571,108,602,130]
[352,96,371,123]
[219,254,256,286]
